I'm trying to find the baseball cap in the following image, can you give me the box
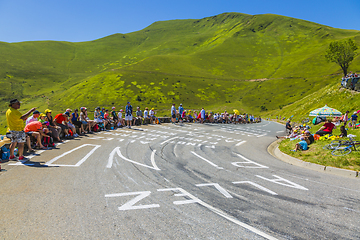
[33,110,40,114]
[9,99,21,105]
[300,137,305,140]
[127,102,130,104]
[180,103,182,106]
[45,109,52,114]
[112,107,116,110]
[120,109,123,112]
[64,112,70,117]
[39,113,46,117]
[66,108,72,112]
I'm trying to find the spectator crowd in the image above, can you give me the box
[3,99,261,161]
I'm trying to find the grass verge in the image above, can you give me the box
[278,124,360,171]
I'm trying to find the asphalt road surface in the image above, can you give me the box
[0,121,359,239]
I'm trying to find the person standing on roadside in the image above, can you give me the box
[125,102,133,128]
[171,103,176,124]
[200,107,206,124]
[6,99,36,161]
[178,104,184,123]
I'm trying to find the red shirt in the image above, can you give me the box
[24,121,42,132]
[54,114,66,124]
[323,122,335,133]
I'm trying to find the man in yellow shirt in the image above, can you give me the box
[6,99,36,161]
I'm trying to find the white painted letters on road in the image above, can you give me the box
[196,183,233,198]
[256,175,308,191]
[157,188,201,205]
[232,154,268,169]
[105,191,160,211]
[106,147,160,170]
[232,181,278,195]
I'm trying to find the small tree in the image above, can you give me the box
[325,38,358,77]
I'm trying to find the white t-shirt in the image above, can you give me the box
[149,110,155,117]
[144,110,149,118]
[118,112,123,120]
[26,116,38,125]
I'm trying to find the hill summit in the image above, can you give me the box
[1,12,360,132]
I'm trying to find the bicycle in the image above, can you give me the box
[330,137,360,156]
[323,139,351,150]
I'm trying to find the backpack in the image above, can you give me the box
[42,136,55,148]
[93,124,99,132]
[1,146,10,160]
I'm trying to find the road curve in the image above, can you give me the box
[0,121,359,239]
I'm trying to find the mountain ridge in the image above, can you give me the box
[1,12,359,133]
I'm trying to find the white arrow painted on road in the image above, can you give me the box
[106,147,160,170]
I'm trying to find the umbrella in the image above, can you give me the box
[309,105,342,117]
[233,109,240,115]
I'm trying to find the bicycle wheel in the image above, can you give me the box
[323,142,341,150]
[331,147,352,156]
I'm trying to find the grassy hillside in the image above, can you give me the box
[1,12,360,133]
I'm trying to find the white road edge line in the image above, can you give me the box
[190,151,223,169]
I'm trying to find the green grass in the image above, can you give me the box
[278,125,360,171]
[1,12,360,134]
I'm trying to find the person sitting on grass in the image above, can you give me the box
[303,130,314,145]
[291,137,308,152]
[339,126,347,138]
[315,119,336,136]
[351,112,358,128]
[276,128,300,139]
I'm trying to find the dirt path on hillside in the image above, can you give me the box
[112,68,342,82]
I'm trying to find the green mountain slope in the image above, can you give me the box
[1,12,360,133]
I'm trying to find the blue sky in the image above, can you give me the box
[0,0,359,43]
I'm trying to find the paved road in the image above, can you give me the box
[0,121,359,239]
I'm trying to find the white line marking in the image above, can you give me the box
[160,136,178,145]
[190,151,223,169]
[276,131,284,133]
[45,144,101,167]
[235,140,246,146]
[232,181,278,195]
[150,150,160,171]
